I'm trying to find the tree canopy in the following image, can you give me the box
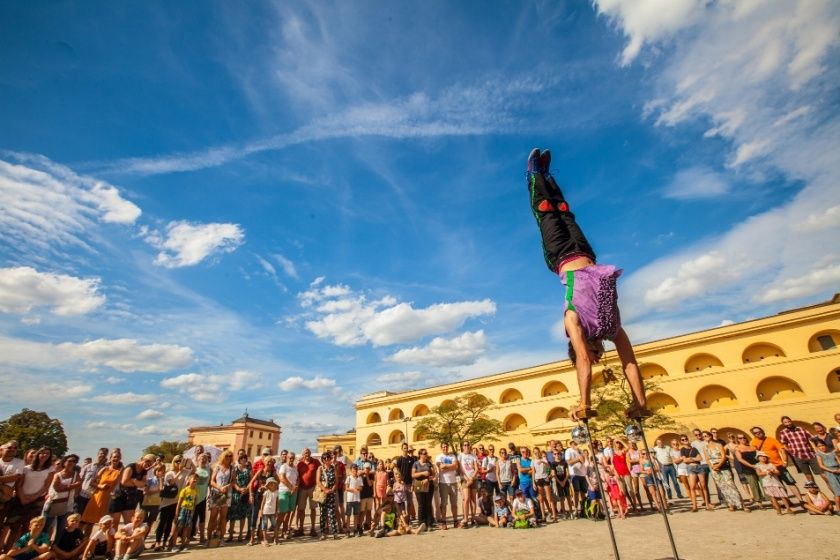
[143,440,191,462]
[0,409,68,457]
[413,392,505,451]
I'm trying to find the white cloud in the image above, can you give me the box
[387,330,489,367]
[146,221,245,268]
[160,370,259,402]
[45,383,93,397]
[612,1,840,322]
[273,253,298,279]
[105,376,122,384]
[58,338,194,373]
[593,0,707,66]
[0,153,140,257]
[138,425,185,437]
[89,392,157,405]
[0,266,105,316]
[137,409,165,420]
[375,371,424,390]
[662,167,730,200]
[278,375,336,391]
[756,262,840,303]
[298,279,495,347]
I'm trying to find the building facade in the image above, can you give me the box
[348,295,840,458]
[188,413,281,458]
[316,430,357,461]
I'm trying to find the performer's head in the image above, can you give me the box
[567,338,605,365]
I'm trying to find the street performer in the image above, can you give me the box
[526,148,650,422]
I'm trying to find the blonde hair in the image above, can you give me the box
[29,516,46,530]
[66,513,81,524]
[218,450,234,466]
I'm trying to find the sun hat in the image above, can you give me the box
[266,477,277,484]
[755,451,768,458]
[99,515,113,524]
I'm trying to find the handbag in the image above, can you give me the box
[159,483,178,499]
[47,497,69,517]
[412,478,430,493]
[209,488,228,508]
[312,486,325,504]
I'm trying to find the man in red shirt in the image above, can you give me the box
[295,448,321,537]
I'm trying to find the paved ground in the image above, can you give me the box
[140,505,839,560]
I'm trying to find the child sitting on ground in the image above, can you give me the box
[490,494,511,527]
[511,489,537,528]
[0,517,51,560]
[802,481,833,515]
[82,516,115,560]
[52,514,87,560]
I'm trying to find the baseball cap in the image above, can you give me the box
[262,447,271,455]
[755,451,768,458]
[99,515,113,525]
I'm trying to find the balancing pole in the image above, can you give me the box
[580,419,621,560]
[632,418,681,560]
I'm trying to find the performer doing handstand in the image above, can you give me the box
[526,148,651,422]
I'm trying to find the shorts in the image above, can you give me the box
[260,515,276,530]
[297,486,316,510]
[571,475,587,493]
[777,466,798,486]
[460,479,476,490]
[555,483,570,498]
[792,456,822,476]
[175,508,193,528]
[535,478,550,488]
[687,464,703,475]
[644,475,655,487]
[586,489,601,501]
[499,482,514,497]
[360,498,374,512]
[345,501,360,515]
[278,492,297,514]
[111,489,142,513]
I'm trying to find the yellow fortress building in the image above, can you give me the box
[321,295,840,457]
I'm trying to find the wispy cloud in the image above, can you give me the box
[160,370,259,402]
[662,167,730,200]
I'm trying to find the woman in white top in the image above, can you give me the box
[8,447,54,544]
[532,448,556,522]
[276,452,298,540]
[45,454,82,539]
[208,451,234,542]
[670,439,689,498]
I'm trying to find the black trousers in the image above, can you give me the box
[417,486,435,527]
[156,504,176,544]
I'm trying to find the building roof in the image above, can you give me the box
[231,413,280,428]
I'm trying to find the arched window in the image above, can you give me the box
[503,413,528,431]
[640,363,668,379]
[695,385,738,409]
[742,342,785,363]
[827,369,840,393]
[546,407,569,422]
[366,433,382,446]
[647,392,679,413]
[366,412,382,424]
[756,376,804,402]
[541,381,569,397]
[413,427,429,442]
[412,404,430,417]
[808,330,840,352]
[440,399,456,409]
[388,429,405,444]
[684,353,724,373]
[388,408,405,421]
[500,388,524,403]
[658,432,683,446]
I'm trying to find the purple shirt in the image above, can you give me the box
[561,264,622,340]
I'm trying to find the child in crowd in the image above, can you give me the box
[392,470,409,526]
[472,488,494,526]
[0,517,51,560]
[606,475,627,519]
[52,514,87,560]
[585,465,602,520]
[802,481,833,515]
[257,478,279,546]
[113,511,147,560]
[344,464,363,537]
[754,452,795,515]
[511,490,537,528]
[82,516,115,560]
[173,474,198,550]
[490,494,511,528]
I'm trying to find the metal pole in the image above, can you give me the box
[634,419,681,560]
[582,419,621,560]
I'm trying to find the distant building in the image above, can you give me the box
[331,294,840,457]
[188,412,281,458]
[316,429,357,461]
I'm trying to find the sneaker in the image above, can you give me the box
[417,523,427,533]
[374,528,387,538]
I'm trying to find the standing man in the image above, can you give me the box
[778,416,826,488]
[565,440,586,518]
[750,426,803,505]
[0,441,24,546]
[295,448,320,537]
[395,443,416,522]
[653,438,682,500]
[435,443,459,529]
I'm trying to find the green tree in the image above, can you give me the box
[143,440,191,462]
[588,361,682,436]
[0,409,68,457]
[413,392,505,451]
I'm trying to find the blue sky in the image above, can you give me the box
[1,1,838,459]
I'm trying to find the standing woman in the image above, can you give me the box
[81,450,121,527]
[671,439,690,501]
[226,454,251,542]
[207,450,233,544]
[611,441,636,513]
[814,440,840,512]
[702,431,748,512]
[550,450,572,519]
[734,435,764,509]
[9,447,54,542]
[531,448,556,522]
[112,455,154,524]
[626,441,645,511]
[190,453,211,544]
[411,449,436,531]
[44,454,81,539]
[154,455,187,551]
[276,453,298,541]
[246,457,275,545]
[316,451,339,540]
